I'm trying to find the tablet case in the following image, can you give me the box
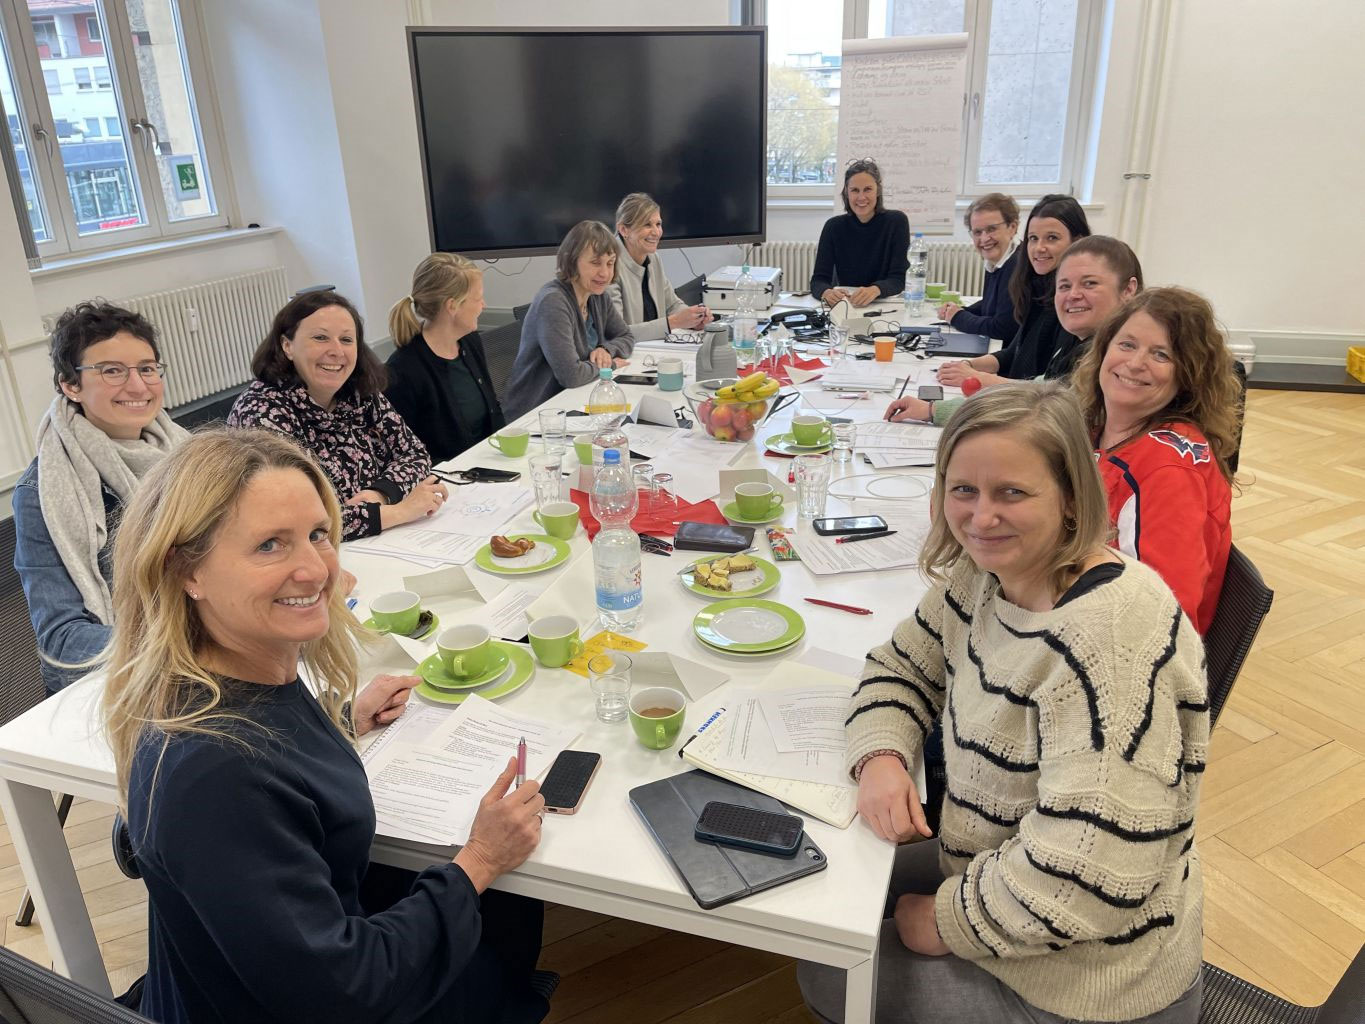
[926,330,991,357]
[673,521,756,552]
[629,769,827,909]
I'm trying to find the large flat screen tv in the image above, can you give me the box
[408,27,766,258]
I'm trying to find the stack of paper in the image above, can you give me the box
[853,421,941,468]
[785,502,930,576]
[818,364,904,392]
[346,483,533,567]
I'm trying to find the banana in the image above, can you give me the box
[715,385,737,399]
[755,380,781,398]
[735,371,767,393]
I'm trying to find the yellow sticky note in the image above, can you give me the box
[565,630,648,677]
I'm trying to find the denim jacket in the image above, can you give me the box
[11,457,117,693]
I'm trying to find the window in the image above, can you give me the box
[0,0,229,257]
[762,0,1101,199]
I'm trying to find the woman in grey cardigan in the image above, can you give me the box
[609,193,711,341]
[503,220,635,420]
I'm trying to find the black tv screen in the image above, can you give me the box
[408,27,766,258]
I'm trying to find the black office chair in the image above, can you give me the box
[1203,545,1274,726]
[1199,943,1365,1023]
[0,515,75,929]
[0,943,155,1023]
[512,303,530,322]
[1229,361,1248,474]
[674,274,705,307]
[481,320,523,404]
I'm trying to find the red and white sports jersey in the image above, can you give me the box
[1096,423,1232,634]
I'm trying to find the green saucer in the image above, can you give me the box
[681,555,781,600]
[417,645,511,691]
[764,433,832,456]
[473,534,571,575]
[416,645,535,705]
[362,611,440,641]
[692,598,806,653]
[720,500,784,526]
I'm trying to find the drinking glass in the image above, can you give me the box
[632,464,655,501]
[589,652,632,723]
[651,472,676,513]
[827,324,849,364]
[832,422,856,464]
[539,409,568,454]
[794,454,832,518]
[529,452,564,509]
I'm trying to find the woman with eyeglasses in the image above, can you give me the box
[810,159,910,308]
[12,301,188,693]
[938,193,1021,340]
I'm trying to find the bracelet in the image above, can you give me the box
[925,400,935,423]
[853,749,908,782]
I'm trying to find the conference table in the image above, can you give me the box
[0,298,973,1022]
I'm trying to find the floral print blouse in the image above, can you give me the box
[227,380,432,539]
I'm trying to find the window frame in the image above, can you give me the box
[759,0,1103,204]
[0,0,232,259]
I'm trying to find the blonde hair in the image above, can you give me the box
[1072,287,1241,483]
[102,428,365,814]
[387,252,481,348]
[921,380,1111,599]
[615,192,660,232]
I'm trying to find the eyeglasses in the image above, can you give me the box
[970,222,1008,239]
[75,361,168,385]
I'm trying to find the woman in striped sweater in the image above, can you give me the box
[799,381,1209,1024]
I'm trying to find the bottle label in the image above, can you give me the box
[595,583,643,611]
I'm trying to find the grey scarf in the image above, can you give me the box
[35,396,188,624]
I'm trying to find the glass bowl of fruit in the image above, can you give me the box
[682,371,784,442]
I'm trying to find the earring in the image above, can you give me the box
[187,590,199,600]
[1064,515,1078,532]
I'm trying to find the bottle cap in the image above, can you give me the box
[741,263,751,273]
[599,367,612,379]
[602,449,621,464]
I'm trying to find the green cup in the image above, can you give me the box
[925,282,946,300]
[791,415,833,447]
[941,291,962,305]
[369,590,421,635]
[533,500,580,539]
[488,427,530,457]
[437,624,493,679]
[574,437,594,465]
[734,482,783,519]
[629,686,687,750]
[527,615,584,668]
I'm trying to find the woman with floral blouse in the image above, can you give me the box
[228,290,447,540]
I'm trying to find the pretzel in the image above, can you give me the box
[489,535,535,557]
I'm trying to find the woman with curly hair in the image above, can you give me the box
[1072,286,1241,633]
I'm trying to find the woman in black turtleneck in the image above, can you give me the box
[809,158,909,309]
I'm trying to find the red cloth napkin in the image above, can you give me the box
[756,354,827,385]
[569,488,729,540]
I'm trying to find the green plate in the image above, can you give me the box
[692,599,806,653]
[764,433,832,456]
[416,644,535,705]
[697,634,803,659]
[416,646,511,691]
[720,500,785,526]
[681,555,781,600]
[473,534,571,575]
[361,612,440,642]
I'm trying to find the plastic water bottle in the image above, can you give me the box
[905,233,928,317]
[585,367,629,415]
[590,419,629,469]
[590,449,643,631]
[732,263,761,368]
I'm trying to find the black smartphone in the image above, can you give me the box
[917,385,945,401]
[541,750,602,815]
[695,801,804,856]
[613,374,657,386]
[464,467,521,483]
[812,515,889,536]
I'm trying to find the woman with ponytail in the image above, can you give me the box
[385,253,505,463]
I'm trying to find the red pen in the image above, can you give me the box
[803,597,873,615]
[515,736,527,787]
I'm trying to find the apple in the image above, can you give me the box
[697,400,714,426]
[746,400,767,418]
[731,408,753,431]
[711,426,736,442]
[710,404,734,428]
[961,377,983,397]
[736,424,755,441]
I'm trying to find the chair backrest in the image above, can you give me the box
[0,516,46,727]
[480,320,523,404]
[1227,361,1247,474]
[1203,544,1274,725]
[512,303,531,323]
[674,274,704,307]
[1318,940,1365,1024]
[0,944,154,1023]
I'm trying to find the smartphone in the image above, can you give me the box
[613,374,657,386]
[540,750,602,815]
[812,515,889,536]
[917,385,945,401]
[695,801,804,857]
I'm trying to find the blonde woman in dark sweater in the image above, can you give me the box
[799,381,1208,1024]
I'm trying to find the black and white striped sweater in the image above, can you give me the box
[846,554,1208,1022]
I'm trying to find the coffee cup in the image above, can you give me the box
[941,290,962,305]
[369,590,421,635]
[527,615,584,668]
[532,500,580,539]
[437,624,493,678]
[488,427,530,457]
[925,282,946,300]
[574,437,594,465]
[629,686,687,750]
[657,357,684,392]
[734,482,783,519]
[874,337,895,362]
[790,415,834,447]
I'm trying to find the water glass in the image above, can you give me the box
[832,422,856,464]
[651,472,676,512]
[589,652,632,723]
[827,324,849,364]
[539,409,568,454]
[632,464,655,499]
[529,452,564,509]
[794,454,832,518]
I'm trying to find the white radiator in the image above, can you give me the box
[46,267,290,409]
[753,240,985,298]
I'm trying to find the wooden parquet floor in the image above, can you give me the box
[1,389,1361,1020]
